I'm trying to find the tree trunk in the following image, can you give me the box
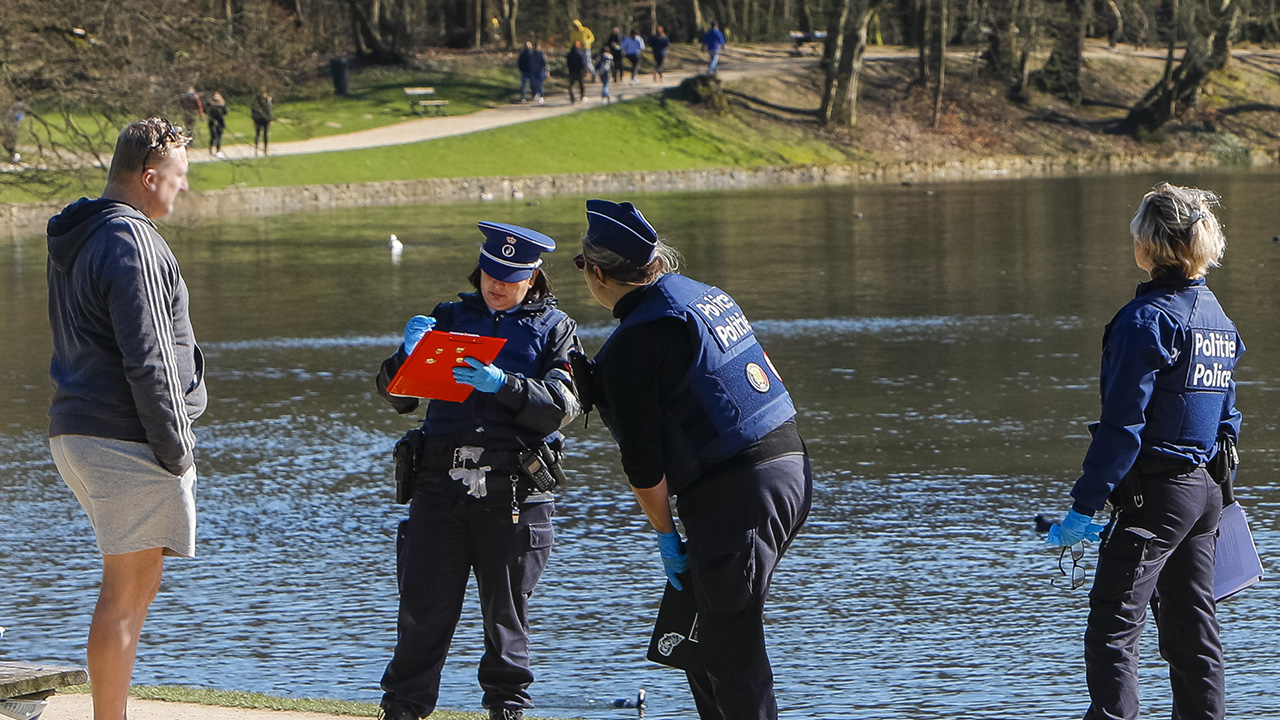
[1032,0,1089,103]
[344,0,404,61]
[691,0,706,39]
[1126,0,1240,133]
[818,0,853,122]
[985,0,1020,82]
[796,0,813,33]
[826,0,883,127]
[931,0,946,127]
[917,0,930,84]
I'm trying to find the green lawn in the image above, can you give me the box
[187,94,854,192]
[14,64,521,156]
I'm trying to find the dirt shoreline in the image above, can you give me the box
[5,147,1276,241]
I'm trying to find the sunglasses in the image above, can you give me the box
[142,118,186,171]
[573,253,586,270]
[1051,542,1088,591]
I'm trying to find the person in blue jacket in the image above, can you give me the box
[1045,183,1243,720]
[574,199,812,720]
[376,223,580,720]
[702,22,726,74]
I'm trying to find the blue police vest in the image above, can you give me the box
[598,274,796,484]
[422,294,567,447]
[1109,279,1241,461]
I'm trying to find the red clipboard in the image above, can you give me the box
[386,331,507,402]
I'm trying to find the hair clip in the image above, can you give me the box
[1188,210,1202,225]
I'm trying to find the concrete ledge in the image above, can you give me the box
[4,150,1276,240]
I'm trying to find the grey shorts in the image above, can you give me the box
[50,435,198,558]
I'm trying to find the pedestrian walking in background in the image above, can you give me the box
[621,29,645,84]
[250,87,272,156]
[596,50,614,104]
[45,116,206,720]
[206,92,227,157]
[565,42,587,103]
[1045,183,1242,720]
[616,29,645,84]
[569,19,596,81]
[605,27,625,82]
[179,86,204,142]
[574,199,812,720]
[517,41,547,103]
[649,26,671,83]
[1,100,25,164]
[702,22,726,75]
[375,223,579,720]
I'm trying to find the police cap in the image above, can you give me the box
[477,222,556,282]
[585,199,659,267]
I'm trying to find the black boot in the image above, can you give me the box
[488,708,524,720]
[379,701,418,720]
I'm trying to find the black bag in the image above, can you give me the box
[393,428,425,504]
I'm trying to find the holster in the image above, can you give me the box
[393,428,425,504]
[519,440,566,493]
[569,348,596,414]
[1208,436,1239,505]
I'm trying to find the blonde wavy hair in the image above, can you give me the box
[1130,182,1226,279]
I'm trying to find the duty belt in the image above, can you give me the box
[419,446,523,472]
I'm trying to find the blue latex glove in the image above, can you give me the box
[402,315,436,354]
[1046,508,1105,546]
[655,530,687,590]
[452,357,506,393]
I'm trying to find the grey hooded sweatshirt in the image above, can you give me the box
[47,197,206,476]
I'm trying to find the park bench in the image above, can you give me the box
[403,87,449,116]
[788,30,827,49]
[1,661,88,719]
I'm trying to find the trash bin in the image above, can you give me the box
[329,56,350,96]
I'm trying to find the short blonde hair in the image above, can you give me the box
[1130,182,1225,279]
[107,117,190,181]
[581,237,681,286]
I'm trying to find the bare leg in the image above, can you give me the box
[88,548,165,720]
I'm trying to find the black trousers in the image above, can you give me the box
[676,452,813,720]
[380,474,554,716]
[1084,466,1224,720]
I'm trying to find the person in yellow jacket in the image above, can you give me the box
[570,19,596,80]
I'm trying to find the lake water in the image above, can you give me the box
[2,173,1278,719]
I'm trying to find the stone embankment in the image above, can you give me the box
[4,149,1276,239]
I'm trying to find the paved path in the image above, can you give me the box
[188,47,798,164]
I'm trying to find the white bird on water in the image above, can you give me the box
[389,234,403,263]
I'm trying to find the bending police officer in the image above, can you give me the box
[1045,183,1243,720]
[376,224,580,720]
[574,199,812,720]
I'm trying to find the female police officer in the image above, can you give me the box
[1045,183,1242,720]
[375,223,580,720]
[575,199,812,720]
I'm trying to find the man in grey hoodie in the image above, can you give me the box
[46,117,205,720]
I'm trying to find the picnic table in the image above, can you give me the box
[403,87,449,115]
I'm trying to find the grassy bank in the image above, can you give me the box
[187,93,855,192]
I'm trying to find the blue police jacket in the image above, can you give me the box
[1071,275,1243,514]
[377,292,579,451]
[596,273,795,489]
